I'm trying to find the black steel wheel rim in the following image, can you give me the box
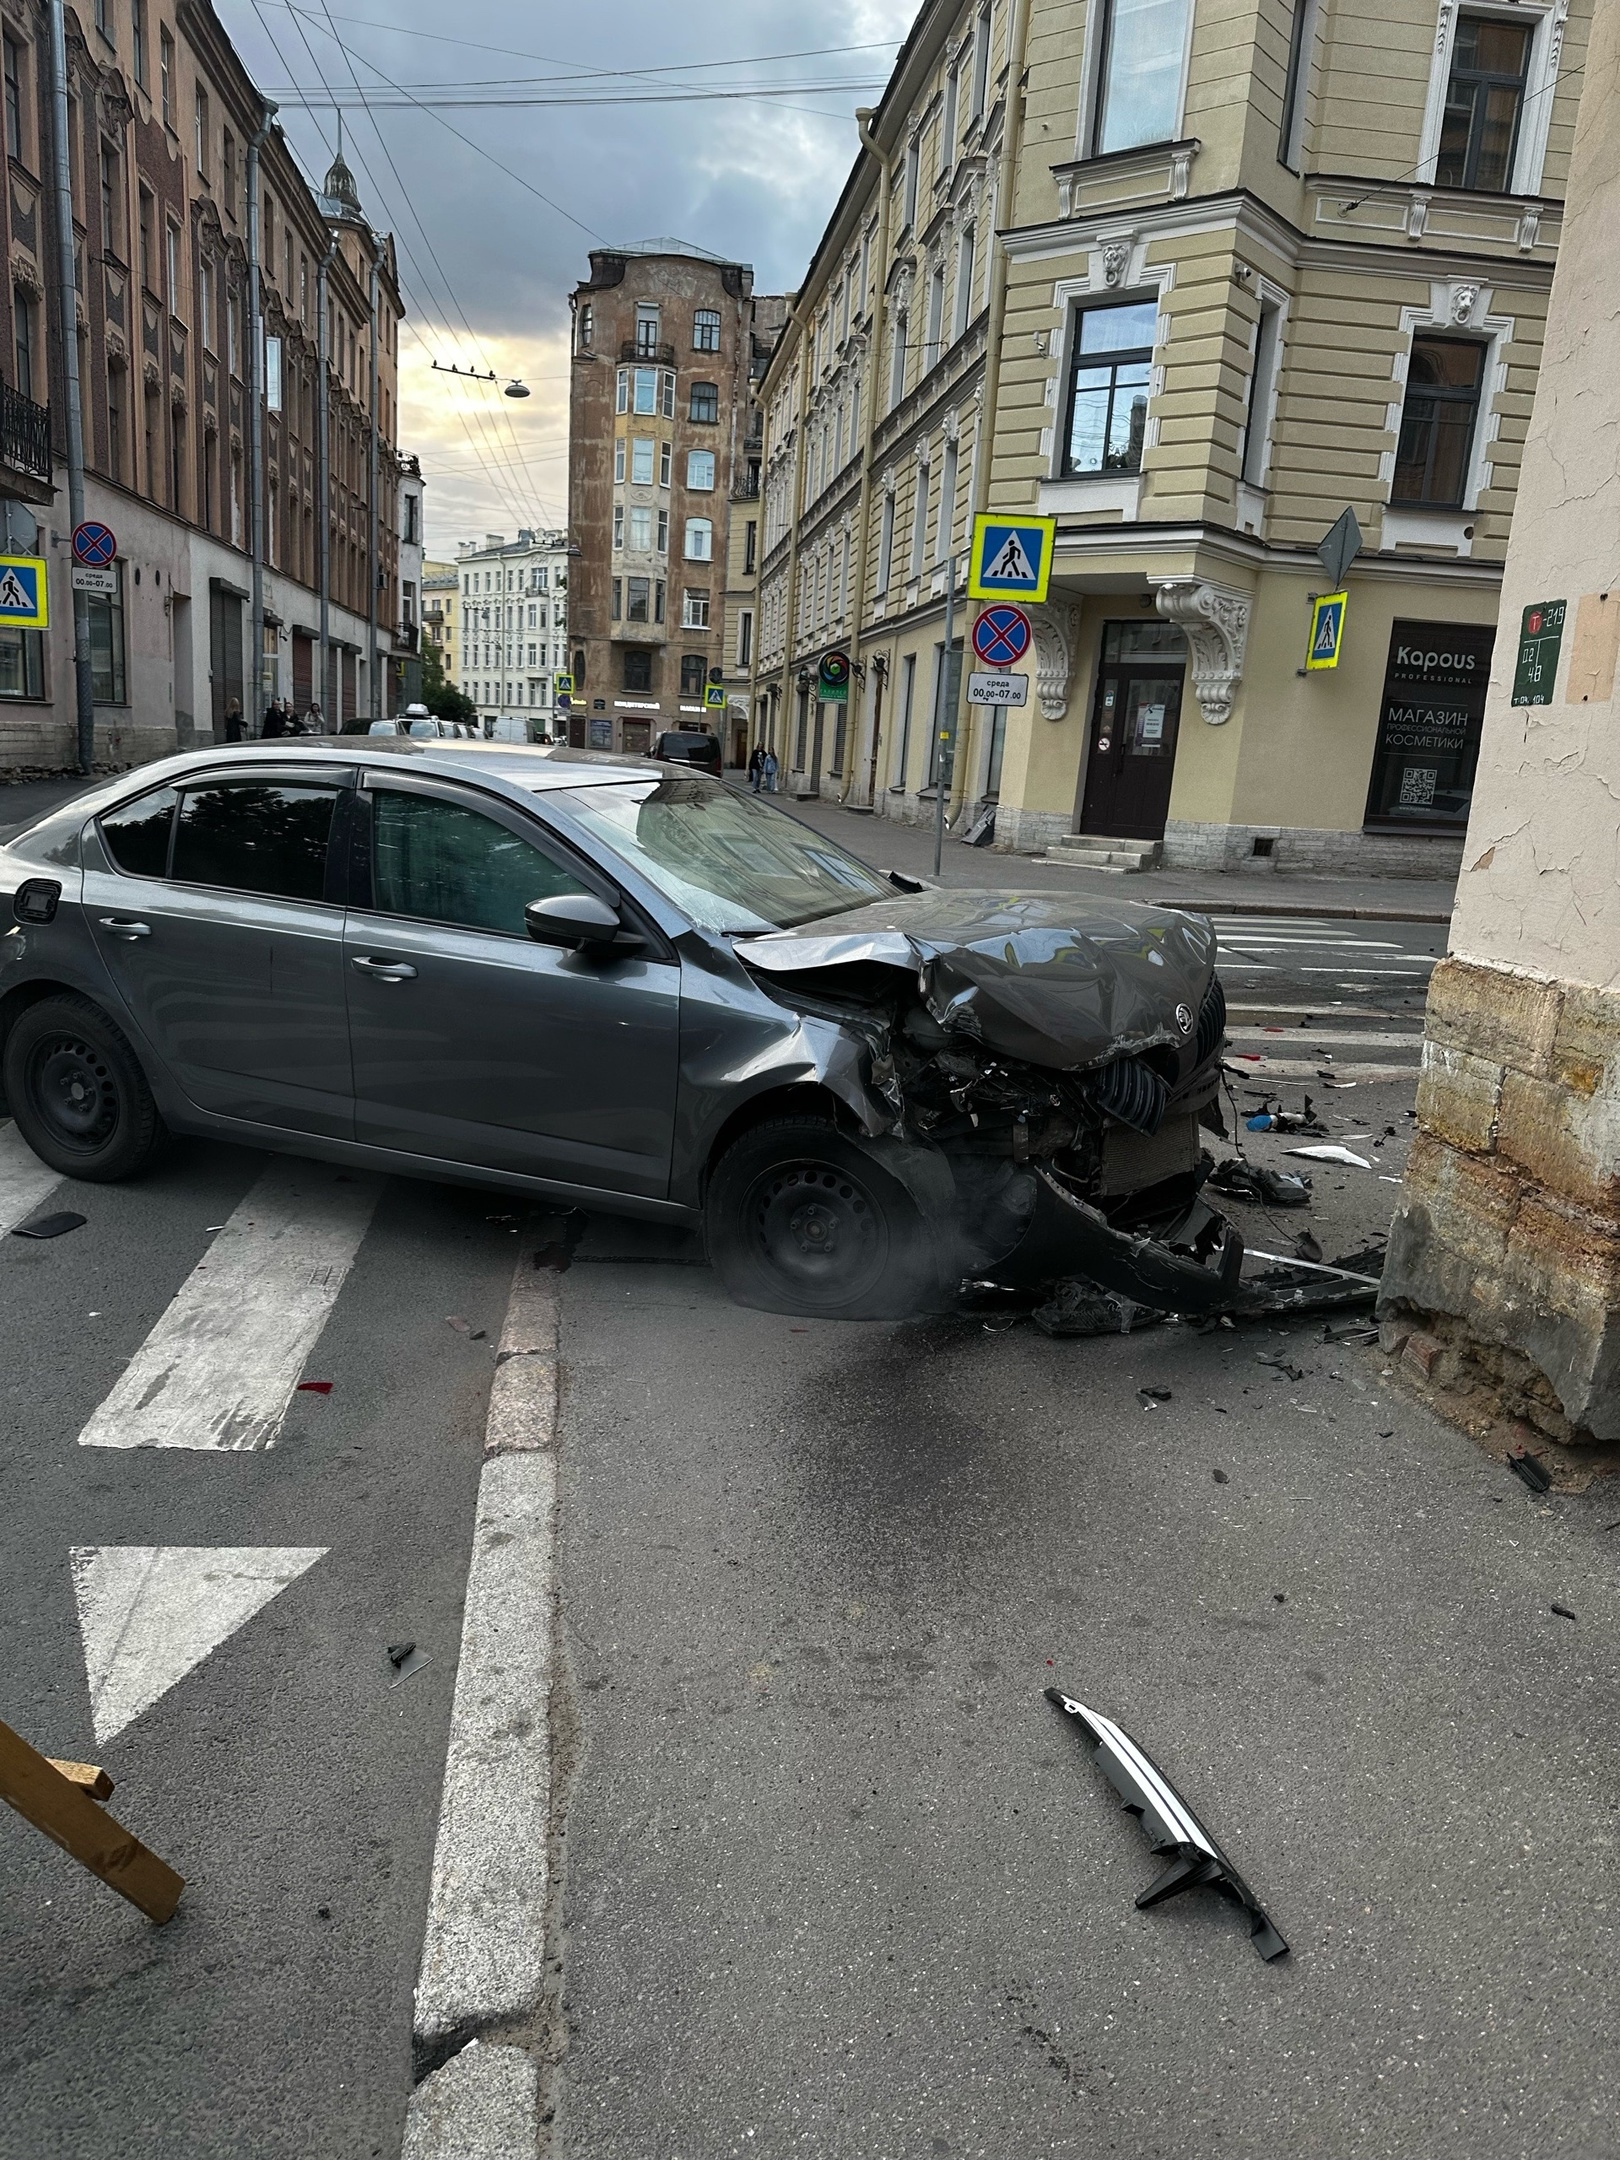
[746,1157,888,1302]
[27,1031,121,1152]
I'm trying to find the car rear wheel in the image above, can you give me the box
[3,993,165,1181]
[706,1115,943,1318]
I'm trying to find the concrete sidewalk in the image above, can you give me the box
[766,787,1456,924]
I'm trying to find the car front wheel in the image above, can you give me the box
[3,993,165,1181]
[705,1115,943,1319]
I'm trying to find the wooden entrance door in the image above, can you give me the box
[1078,619,1187,839]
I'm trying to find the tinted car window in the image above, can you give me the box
[171,783,341,902]
[99,786,178,878]
[370,789,590,938]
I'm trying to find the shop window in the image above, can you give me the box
[1437,16,1532,192]
[1063,299,1155,477]
[1365,620,1494,832]
[1393,338,1484,507]
[89,561,127,704]
[0,624,43,699]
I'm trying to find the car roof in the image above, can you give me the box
[57,740,665,806]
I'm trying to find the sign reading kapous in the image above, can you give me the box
[1364,619,1495,832]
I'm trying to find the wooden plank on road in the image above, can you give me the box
[0,1718,184,1923]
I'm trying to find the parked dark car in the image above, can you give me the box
[0,743,1234,1317]
[650,728,723,776]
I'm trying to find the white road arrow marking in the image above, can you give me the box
[71,1545,327,1745]
[0,1120,61,1237]
[77,1161,382,1450]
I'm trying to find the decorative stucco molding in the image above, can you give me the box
[1153,579,1252,725]
[1030,601,1079,720]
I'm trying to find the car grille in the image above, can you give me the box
[1195,973,1227,1068]
[1088,1056,1169,1137]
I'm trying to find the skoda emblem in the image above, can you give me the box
[1175,1003,1195,1036]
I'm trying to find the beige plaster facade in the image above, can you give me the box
[1384,0,1620,1440]
[752,0,1589,877]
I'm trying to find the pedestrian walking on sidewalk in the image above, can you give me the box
[222,697,243,743]
[763,747,779,794]
[748,743,766,792]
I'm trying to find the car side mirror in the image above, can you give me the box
[525,892,639,956]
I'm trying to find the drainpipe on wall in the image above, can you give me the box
[839,107,893,808]
[769,292,813,785]
[315,236,337,726]
[953,0,1034,823]
[367,240,381,721]
[46,0,95,774]
[246,105,276,734]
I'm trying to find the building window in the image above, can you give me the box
[622,648,652,693]
[137,187,155,290]
[612,506,626,551]
[694,307,721,353]
[686,449,715,491]
[95,0,112,41]
[971,1,992,119]
[0,623,43,698]
[632,366,658,414]
[166,221,181,315]
[132,0,147,89]
[635,304,661,357]
[683,589,710,629]
[1063,299,1155,475]
[655,580,666,624]
[937,438,959,562]
[940,60,959,173]
[890,310,908,409]
[100,143,122,259]
[159,28,173,125]
[690,380,719,423]
[744,519,756,573]
[903,136,920,228]
[89,560,127,704]
[1092,0,1193,155]
[3,38,24,164]
[1240,297,1285,486]
[1277,0,1322,169]
[684,518,713,561]
[877,491,896,591]
[1437,16,1532,192]
[629,506,653,550]
[737,610,753,667]
[610,578,621,621]
[924,262,945,368]
[657,509,669,553]
[626,576,651,623]
[614,437,626,483]
[629,436,655,485]
[578,302,593,350]
[615,367,629,414]
[1393,338,1485,507]
[13,288,33,401]
[195,85,208,177]
[953,225,976,340]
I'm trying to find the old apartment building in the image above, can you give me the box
[453,527,569,734]
[566,241,783,757]
[754,0,1590,876]
[0,0,408,770]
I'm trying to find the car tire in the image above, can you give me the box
[706,1115,944,1319]
[3,993,166,1182]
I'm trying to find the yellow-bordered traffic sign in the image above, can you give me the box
[969,514,1056,605]
[704,683,726,709]
[1306,592,1348,671]
[553,671,575,697]
[0,556,48,629]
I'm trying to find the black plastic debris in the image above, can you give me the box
[1206,1160,1312,1208]
[11,1210,87,1240]
[1551,1603,1576,1621]
[1508,1449,1553,1495]
[388,1640,429,1685]
[1213,1468,1230,1484]
[1257,1352,1306,1382]
[1293,1231,1324,1265]
[1137,1386,1173,1407]
[387,1642,415,1667]
[1045,1687,1288,1962]
[1032,1283,1162,1339]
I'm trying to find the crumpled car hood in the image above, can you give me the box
[735,890,1216,1072]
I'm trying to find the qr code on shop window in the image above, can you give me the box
[1398,766,1438,808]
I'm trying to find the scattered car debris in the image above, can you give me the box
[1044,1688,1288,1963]
[446,1315,489,1340]
[1213,1468,1230,1483]
[1551,1604,1576,1621]
[11,1210,87,1240]
[295,1381,333,1395]
[1293,1232,1324,1265]
[388,1641,430,1684]
[1286,1145,1372,1169]
[1257,1352,1306,1382]
[1508,1449,1553,1495]
[1031,1283,1161,1338]
[1137,1386,1173,1407]
[1205,1160,1312,1208]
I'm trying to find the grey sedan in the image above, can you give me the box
[0,743,1234,1317]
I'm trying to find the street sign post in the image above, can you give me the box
[553,671,575,698]
[970,602,1033,669]
[704,684,726,710]
[1307,592,1348,670]
[969,514,1056,605]
[0,555,49,628]
[1316,507,1362,592]
[967,671,1029,707]
[71,564,117,596]
[1512,598,1567,706]
[71,519,117,568]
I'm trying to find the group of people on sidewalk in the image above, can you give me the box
[746,744,780,793]
[220,697,334,742]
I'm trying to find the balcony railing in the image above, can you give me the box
[0,379,51,483]
[392,620,419,654]
[620,339,676,365]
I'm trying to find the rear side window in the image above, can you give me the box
[171,783,341,902]
[370,789,589,938]
[100,787,178,878]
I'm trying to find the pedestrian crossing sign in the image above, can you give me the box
[553,672,575,697]
[705,684,726,709]
[970,514,1056,604]
[0,555,48,628]
[1306,591,1348,671]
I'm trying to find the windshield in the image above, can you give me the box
[556,775,893,932]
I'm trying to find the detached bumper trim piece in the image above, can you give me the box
[1045,1687,1289,1963]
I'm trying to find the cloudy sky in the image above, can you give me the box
[219,0,918,556]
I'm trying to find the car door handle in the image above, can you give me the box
[98,916,152,940]
[350,955,417,982]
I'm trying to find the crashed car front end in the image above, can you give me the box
[734,891,1240,1311]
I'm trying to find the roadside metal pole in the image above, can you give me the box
[316,238,337,727]
[247,107,276,736]
[47,0,95,775]
[933,552,958,878]
[367,242,380,723]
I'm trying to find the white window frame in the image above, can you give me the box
[909,458,930,580]
[684,518,714,562]
[971,2,993,121]
[686,448,716,492]
[1075,0,1197,160]
[953,224,976,341]
[631,437,655,485]
[737,609,753,667]
[1036,250,1175,520]
[1239,278,1289,490]
[1381,279,1514,546]
[903,135,921,229]
[877,488,896,592]
[1416,0,1565,196]
[614,437,626,483]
